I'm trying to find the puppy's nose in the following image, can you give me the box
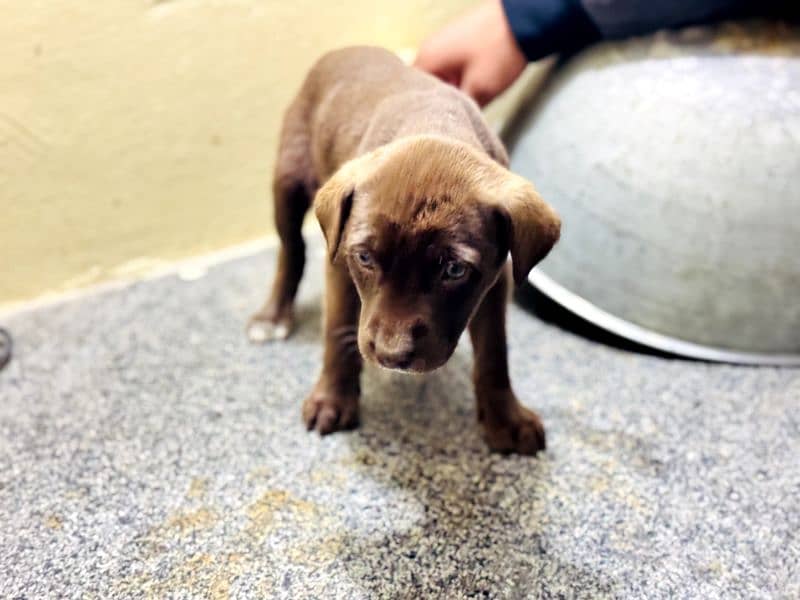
[376,348,415,370]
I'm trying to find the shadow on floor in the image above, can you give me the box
[513,282,681,361]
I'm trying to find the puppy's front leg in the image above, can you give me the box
[303,261,362,435]
[469,269,546,455]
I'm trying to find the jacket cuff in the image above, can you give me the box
[501,0,601,61]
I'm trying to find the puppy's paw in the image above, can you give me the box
[302,391,360,435]
[246,312,293,344]
[480,401,546,456]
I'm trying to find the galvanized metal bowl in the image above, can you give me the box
[505,21,800,365]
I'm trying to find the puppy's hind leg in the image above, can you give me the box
[248,107,315,343]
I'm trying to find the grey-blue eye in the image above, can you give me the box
[443,260,467,280]
[356,250,373,267]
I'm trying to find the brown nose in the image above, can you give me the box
[369,319,427,370]
[375,347,415,370]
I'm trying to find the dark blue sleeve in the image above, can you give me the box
[582,0,796,39]
[501,0,601,61]
[502,0,799,61]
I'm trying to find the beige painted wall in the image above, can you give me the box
[0,0,477,306]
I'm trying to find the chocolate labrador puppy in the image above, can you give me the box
[248,47,560,455]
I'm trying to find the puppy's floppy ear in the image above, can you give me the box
[314,174,354,261]
[485,170,561,285]
[314,147,392,261]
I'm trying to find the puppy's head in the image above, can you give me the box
[315,136,560,372]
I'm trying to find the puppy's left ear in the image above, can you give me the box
[486,170,561,285]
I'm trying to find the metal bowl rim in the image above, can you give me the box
[529,269,800,367]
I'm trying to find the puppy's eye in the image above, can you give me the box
[443,260,467,280]
[355,249,373,268]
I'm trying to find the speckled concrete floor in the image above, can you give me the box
[1,241,798,599]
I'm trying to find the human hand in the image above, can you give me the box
[414,0,527,107]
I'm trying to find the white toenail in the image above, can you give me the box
[248,323,268,342]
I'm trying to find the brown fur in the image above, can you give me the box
[248,47,560,455]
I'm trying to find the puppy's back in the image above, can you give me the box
[292,46,507,182]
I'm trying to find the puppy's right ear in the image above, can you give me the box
[314,173,355,261]
[314,148,387,261]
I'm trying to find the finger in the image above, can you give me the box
[414,47,464,87]
[460,69,498,108]
[415,52,464,84]
[433,65,463,88]
[460,55,522,107]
